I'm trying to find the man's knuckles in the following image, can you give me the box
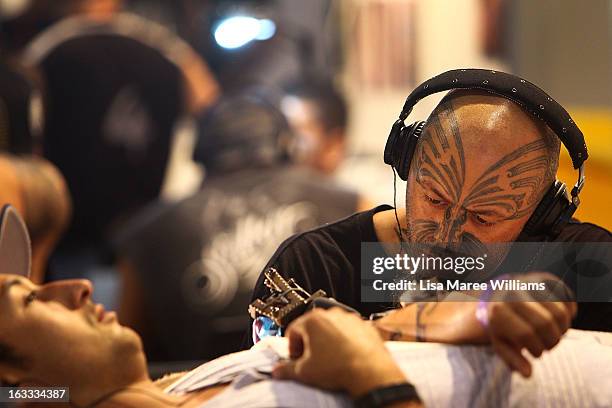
[513,327,538,346]
[533,313,558,336]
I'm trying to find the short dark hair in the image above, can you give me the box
[194,92,292,173]
[285,77,348,135]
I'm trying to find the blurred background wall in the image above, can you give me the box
[510,0,612,230]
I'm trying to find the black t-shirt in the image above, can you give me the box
[114,166,360,361]
[30,24,183,251]
[246,205,612,347]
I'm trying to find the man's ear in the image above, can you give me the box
[0,205,32,278]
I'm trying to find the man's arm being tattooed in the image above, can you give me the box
[373,301,488,344]
[374,302,441,342]
[415,302,430,342]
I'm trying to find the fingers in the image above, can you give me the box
[567,301,578,317]
[512,301,575,351]
[272,360,298,381]
[511,302,562,350]
[285,325,306,360]
[487,298,576,379]
[491,337,532,378]
[489,303,546,359]
[272,315,315,383]
[539,301,574,334]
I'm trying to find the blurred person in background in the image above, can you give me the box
[281,76,349,177]
[111,90,364,362]
[12,0,220,301]
[0,155,71,284]
[59,0,220,115]
[2,0,219,115]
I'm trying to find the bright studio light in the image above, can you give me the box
[255,19,276,40]
[214,16,276,49]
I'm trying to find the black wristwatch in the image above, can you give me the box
[354,382,421,408]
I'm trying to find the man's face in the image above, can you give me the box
[0,274,143,387]
[281,96,345,175]
[404,94,554,274]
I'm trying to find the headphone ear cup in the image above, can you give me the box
[384,120,426,180]
[397,121,426,181]
[396,121,426,181]
[393,124,414,180]
[384,119,404,166]
[521,180,569,238]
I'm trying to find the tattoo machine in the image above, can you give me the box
[249,267,359,343]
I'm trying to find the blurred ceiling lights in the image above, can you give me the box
[214,16,276,49]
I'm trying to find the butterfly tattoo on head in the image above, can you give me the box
[404,100,553,247]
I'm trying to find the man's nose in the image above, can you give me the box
[37,279,93,309]
[433,206,468,246]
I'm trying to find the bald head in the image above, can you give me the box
[404,90,562,247]
[427,90,560,189]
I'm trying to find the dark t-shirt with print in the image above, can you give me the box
[114,166,359,361]
[246,205,612,347]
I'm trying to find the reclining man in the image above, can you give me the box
[0,276,413,406]
[1,205,611,407]
[248,69,612,376]
[0,207,417,407]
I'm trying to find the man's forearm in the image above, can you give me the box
[373,301,487,344]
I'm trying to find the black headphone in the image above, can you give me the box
[384,69,587,239]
